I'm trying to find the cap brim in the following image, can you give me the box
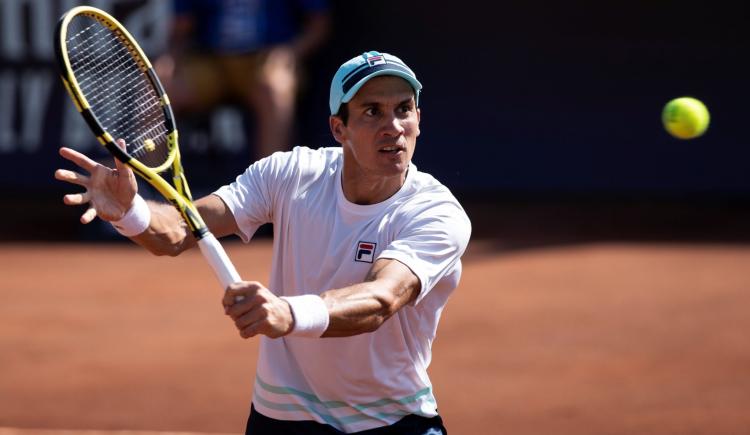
[340,69,423,105]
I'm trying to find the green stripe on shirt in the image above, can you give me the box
[253,374,436,425]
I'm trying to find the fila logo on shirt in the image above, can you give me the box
[355,241,377,263]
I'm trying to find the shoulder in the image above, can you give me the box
[286,145,342,168]
[396,166,472,236]
[246,146,340,176]
[405,166,466,213]
[277,146,341,184]
[248,146,341,199]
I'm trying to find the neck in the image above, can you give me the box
[341,165,407,205]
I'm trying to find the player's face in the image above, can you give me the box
[332,76,421,180]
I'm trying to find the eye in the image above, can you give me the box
[365,106,380,116]
[398,103,413,115]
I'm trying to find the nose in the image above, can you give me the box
[381,113,405,137]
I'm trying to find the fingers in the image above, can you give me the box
[223,281,262,308]
[55,169,90,186]
[57,169,92,209]
[80,207,97,224]
[222,283,294,339]
[222,292,264,339]
[64,192,90,206]
[224,293,257,319]
[59,147,98,172]
[234,307,276,339]
[235,308,265,333]
[239,322,264,339]
[222,282,268,338]
[236,303,292,339]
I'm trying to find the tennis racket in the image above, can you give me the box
[54,6,241,290]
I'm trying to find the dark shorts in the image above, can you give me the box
[245,404,448,435]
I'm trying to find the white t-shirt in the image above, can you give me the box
[214,146,471,433]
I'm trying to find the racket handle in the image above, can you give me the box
[197,232,242,291]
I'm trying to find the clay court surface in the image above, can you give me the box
[2,225,750,434]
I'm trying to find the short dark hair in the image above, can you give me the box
[336,103,349,125]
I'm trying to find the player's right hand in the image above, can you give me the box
[55,139,137,224]
[223,282,295,339]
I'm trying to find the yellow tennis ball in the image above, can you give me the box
[662,97,710,139]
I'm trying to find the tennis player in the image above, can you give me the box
[57,51,471,434]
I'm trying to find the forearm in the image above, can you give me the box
[319,262,419,337]
[319,283,393,337]
[130,200,196,256]
[223,260,419,339]
[130,193,239,256]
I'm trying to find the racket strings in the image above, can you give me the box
[66,17,170,170]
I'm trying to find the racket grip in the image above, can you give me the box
[197,233,242,291]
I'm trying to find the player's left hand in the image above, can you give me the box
[55,140,137,224]
[223,282,294,339]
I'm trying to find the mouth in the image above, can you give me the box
[378,145,405,154]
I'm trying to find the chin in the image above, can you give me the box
[382,162,409,178]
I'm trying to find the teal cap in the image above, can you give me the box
[329,51,422,115]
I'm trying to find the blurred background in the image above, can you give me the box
[1,1,750,434]
[1,0,748,241]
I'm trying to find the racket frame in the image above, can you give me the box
[55,6,241,289]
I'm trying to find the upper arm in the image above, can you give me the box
[196,194,240,239]
[379,200,472,304]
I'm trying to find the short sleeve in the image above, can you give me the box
[213,150,296,242]
[378,200,472,305]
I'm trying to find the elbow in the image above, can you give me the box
[365,291,400,332]
[361,278,419,333]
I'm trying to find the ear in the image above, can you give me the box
[329,115,347,145]
[415,107,421,138]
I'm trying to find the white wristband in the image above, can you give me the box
[111,194,151,237]
[281,294,330,338]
